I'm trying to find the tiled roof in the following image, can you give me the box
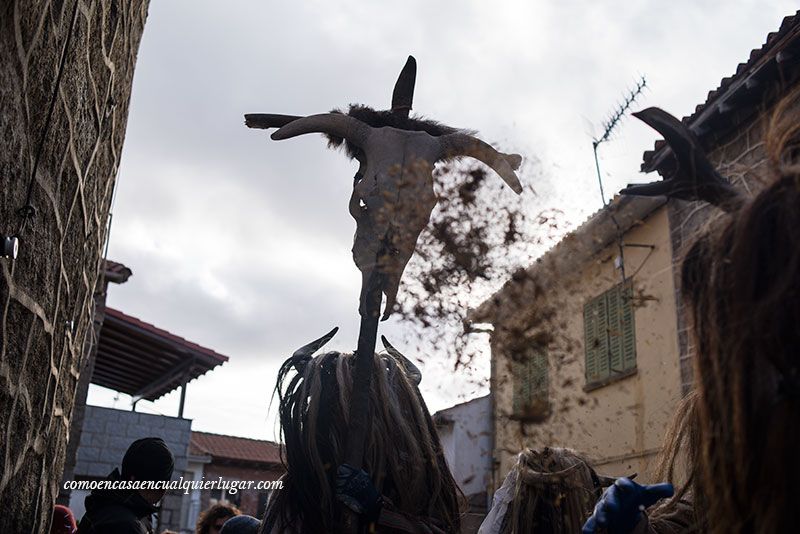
[104,307,229,365]
[642,10,800,172]
[93,308,229,400]
[470,195,666,324]
[190,431,282,465]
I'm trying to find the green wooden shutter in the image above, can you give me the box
[607,283,624,373]
[512,349,548,416]
[595,294,610,380]
[512,357,530,415]
[584,295,608,383]
[530,351,548,400]
[583,300,598,382]
[585,281,638,386]
[621,282,637,371]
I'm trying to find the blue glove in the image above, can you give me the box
[335,464,383,523]
[582,477,674,534]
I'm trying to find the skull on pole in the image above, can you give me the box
[246,57,523,318]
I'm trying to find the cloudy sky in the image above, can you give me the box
[87,1,796,441]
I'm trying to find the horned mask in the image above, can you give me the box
[622,107,743,211]
[289,327,422,386]
[246,56,523,319]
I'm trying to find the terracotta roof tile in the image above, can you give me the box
[190,431,281,465]
[642,10,800,170]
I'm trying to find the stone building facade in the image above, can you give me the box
[645,10,800,392]
[68,406,191,532]
[0,1,149,531]
[475,11,800,491]
[474,196,682,481]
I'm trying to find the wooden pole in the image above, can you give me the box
[178,382,187,418]
[341,270,384,533]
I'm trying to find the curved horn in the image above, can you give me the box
[439,133,523,194]
[244,113,301,130]
[271,113,371,149]
[381,335,422,386]
[634,107,704,173]
[291,327,339,370]
[624,107,741,211]
[391,55,417,117]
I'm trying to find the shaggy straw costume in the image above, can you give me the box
[480,448,607,534]
[262,334,461,534]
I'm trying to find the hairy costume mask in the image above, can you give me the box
[480,448,608,534]
[246,57,523,318]
[264,330,461,534]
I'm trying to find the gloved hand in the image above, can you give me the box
[582,477,674,534]
[335,463,383,523]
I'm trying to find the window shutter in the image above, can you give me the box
[583,295,607,383]
[595,295,610,380]
[584,280,637,387]
[621,282,637,371]
[607,283,624,373]
[513,357,530,415]
[530,351,548,399]
[512,346,549,418]
[583,300,597,382]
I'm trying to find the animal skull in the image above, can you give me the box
[266,113,522,318]
[246,58,523,319]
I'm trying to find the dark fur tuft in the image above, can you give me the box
[325,104,472,159]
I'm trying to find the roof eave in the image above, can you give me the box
[470,195,666,325]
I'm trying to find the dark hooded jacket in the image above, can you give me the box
[77,469,157,534]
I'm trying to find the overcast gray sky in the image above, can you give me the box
[87,1,796,441]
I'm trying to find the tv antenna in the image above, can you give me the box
[593,76,647,206]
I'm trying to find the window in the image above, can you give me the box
[511,346,549,422]
[583,280,636,388]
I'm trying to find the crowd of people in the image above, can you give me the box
[49,89,799,534]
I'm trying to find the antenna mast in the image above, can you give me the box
[593,76,647,206]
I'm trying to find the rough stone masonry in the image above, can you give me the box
[0,1,149,531]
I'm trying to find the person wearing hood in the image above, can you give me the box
[77,437,175,534]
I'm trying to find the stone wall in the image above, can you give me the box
[0,1,149,531]
[72,406,191,532]
[666,106,778,393]
[57,274,113,505]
